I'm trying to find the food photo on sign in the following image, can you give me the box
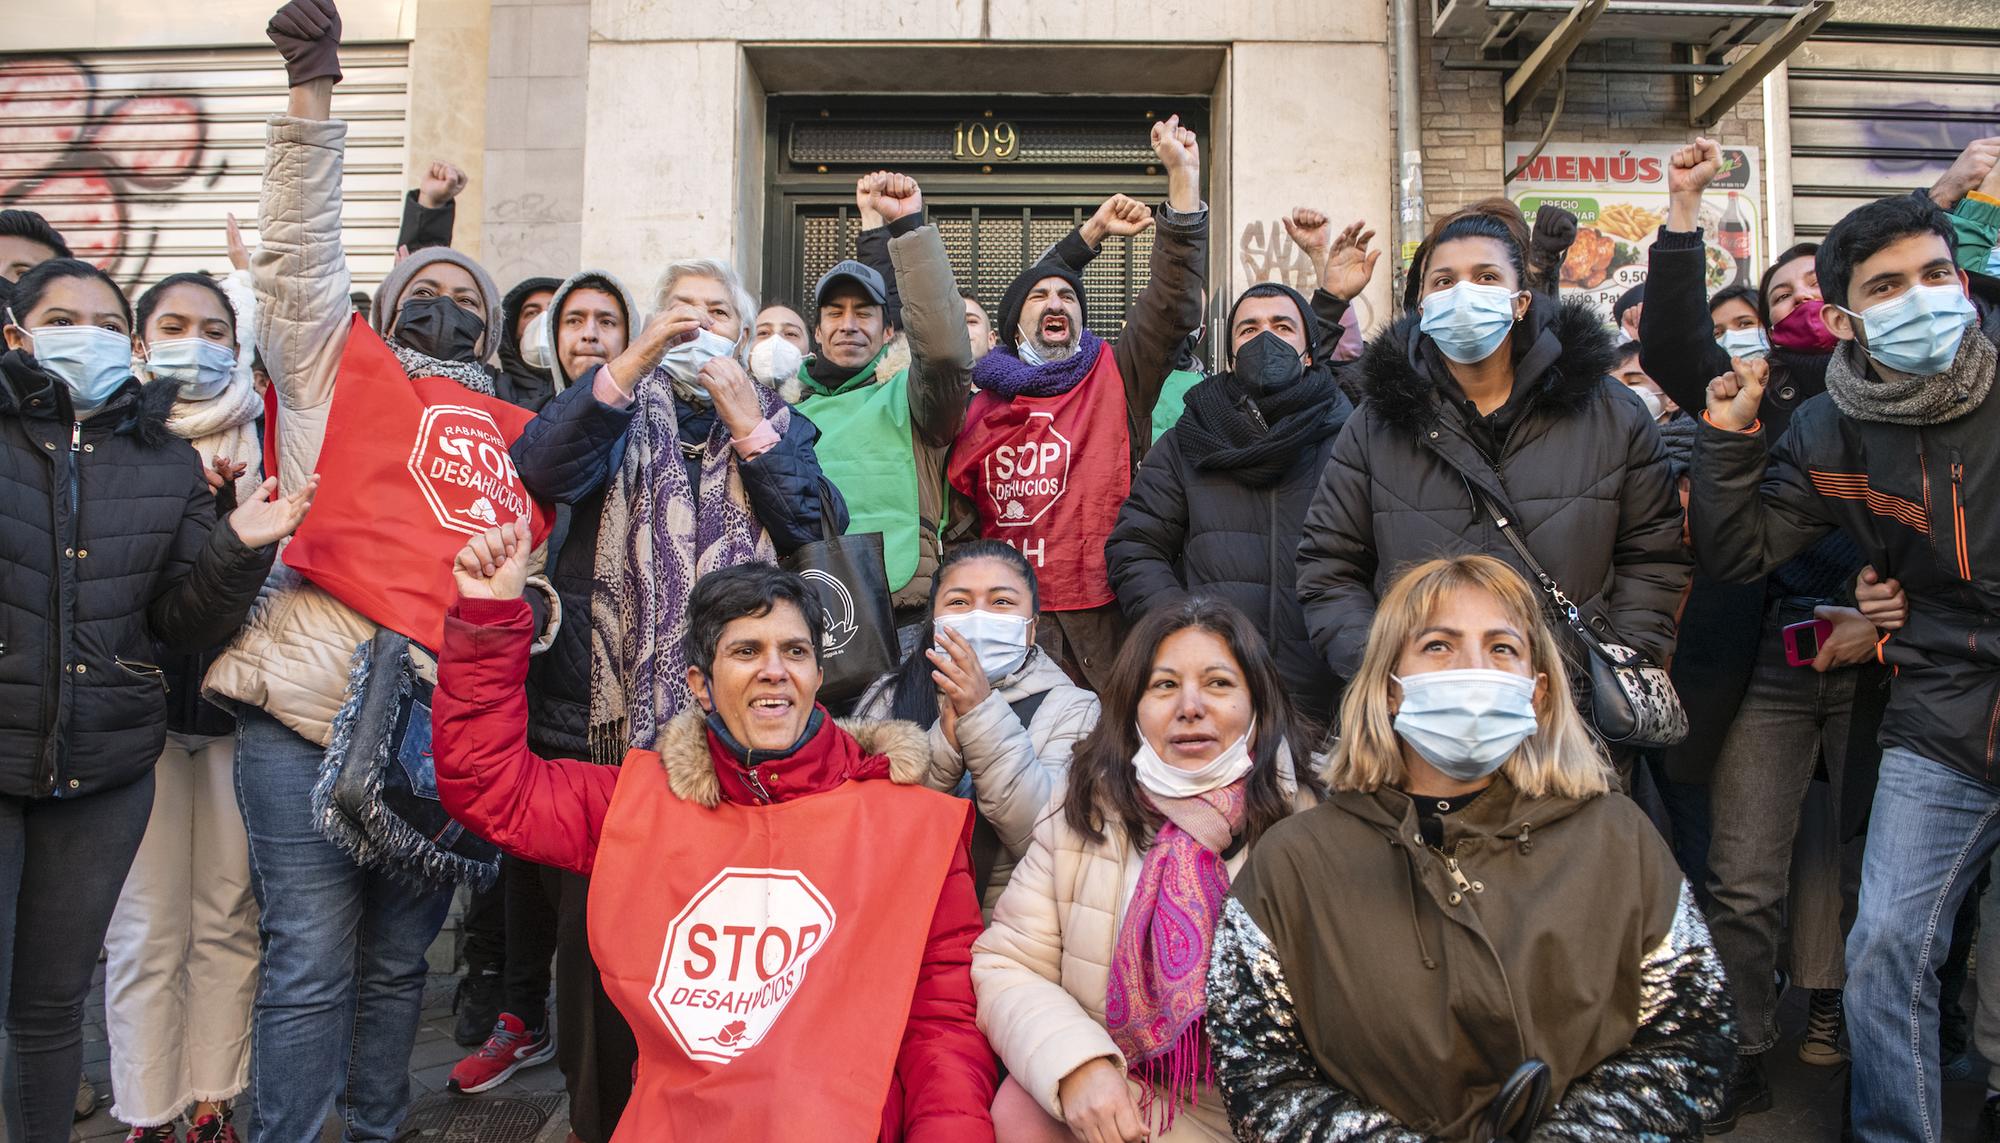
[1506,142,1760,322]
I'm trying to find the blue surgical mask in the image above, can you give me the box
[1985,246,2000,277]
[1717,326,1770,361]
[15,315,134,412]
[661,329,740,398]
[1419,282,1521,364]
[1392,668,1539,782]
[1847,282,1976,377]
[143,337,238,400]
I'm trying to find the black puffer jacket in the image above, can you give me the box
[1106,375,1354,726]
[511,370,848,758]
[1297,297,1690,683]
[1692,309,2000,786]
[0,354,276,798]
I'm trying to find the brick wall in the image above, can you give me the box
[1418,33,1765,224]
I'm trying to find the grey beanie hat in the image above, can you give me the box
[371,246,504,362]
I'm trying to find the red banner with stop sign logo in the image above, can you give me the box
[586,757,968,1141]
[280,316,552,650]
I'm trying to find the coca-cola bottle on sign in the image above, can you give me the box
[1719,191,1753,289]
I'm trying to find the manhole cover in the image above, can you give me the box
[394,1093,557,1142]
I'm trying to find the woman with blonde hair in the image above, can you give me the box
[1207,555,1734,1141]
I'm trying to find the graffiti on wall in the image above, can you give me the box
[1237,217,1373,359]
[0,56,219,290]
[1862,103,2000,174]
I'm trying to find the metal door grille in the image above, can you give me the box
[790,203,1155,340]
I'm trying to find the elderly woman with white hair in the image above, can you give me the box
[505,256,846,1143]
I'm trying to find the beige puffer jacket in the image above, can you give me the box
[205,116,547,745]
[971,753,1317,1140]
[202,116,370,745]
[855,648,1099,910]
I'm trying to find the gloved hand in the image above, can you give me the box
[267,0,343,87]
[1528,203,1578,290]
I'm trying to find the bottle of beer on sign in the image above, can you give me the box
[1718,191,1753,289]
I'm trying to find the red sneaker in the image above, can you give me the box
[446,1013,555,1094]
[186,1108,240,1143]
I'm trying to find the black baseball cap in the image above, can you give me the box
[814,260,888,310]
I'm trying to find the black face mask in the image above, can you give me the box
[1232,329,1305,398]
[395,294,486,363]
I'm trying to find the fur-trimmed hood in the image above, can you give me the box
[653,706,930,809]
[1357,294,1619,436]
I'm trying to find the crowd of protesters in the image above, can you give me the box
[6,1,2000,1141]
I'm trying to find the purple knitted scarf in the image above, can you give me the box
[970,330,1106,397]
[587,367,789,761]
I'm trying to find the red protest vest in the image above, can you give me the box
[587,751,969,1143]
[280,316,552,650]
[947,342,1131,611]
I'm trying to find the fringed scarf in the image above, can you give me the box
[164,365,265,500]
[1104,779,1247,1128]
[390,341,496,397]
[971,330,1106,398]
[587,365,789,761]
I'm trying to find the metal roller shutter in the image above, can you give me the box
[0,42,410,295]
[1788,27,2000,239]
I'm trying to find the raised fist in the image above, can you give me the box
[1705,354,1768,433]
[267,0,343,87]
[858,171,924,225]
[1149,114,1199,173]
[452,518,532,602]
[1668,137,1723,199]
[1082,194,1153,247]
[418,161,469,209]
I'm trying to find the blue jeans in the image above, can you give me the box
[1846,746,2000,1142]
[234,709,453,1143]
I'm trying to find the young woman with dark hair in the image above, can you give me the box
[972,596,1324,1142]
[1297,196,1689,772]
[104,270,270,1143]
[856,540,1099,910]
[0,258,310,1142]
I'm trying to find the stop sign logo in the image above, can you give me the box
[405,405,533,537]
[980,411,1071,527]
[650,868,839,1064]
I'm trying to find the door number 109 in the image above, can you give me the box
[953,121,1020,160]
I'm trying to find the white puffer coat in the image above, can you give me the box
[857,648,1099,910]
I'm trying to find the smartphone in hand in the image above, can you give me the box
[1782,618,1834,667]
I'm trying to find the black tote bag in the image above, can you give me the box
[781,481,899,703]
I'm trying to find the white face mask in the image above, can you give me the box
[1392,669,1539,782]
[142,337,239,400]
[933,610,1032,681]
[522,310,555,372]
[661,328,740,395]
[1133,718,1256,798]
[1633,386,1665,421]
[1716,326,1770,361]
[747,335,804,388]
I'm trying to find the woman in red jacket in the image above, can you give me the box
[431,519,997,1142]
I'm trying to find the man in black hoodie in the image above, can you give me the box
[493,275,560,411]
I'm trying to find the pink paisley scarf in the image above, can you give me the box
[1104,780,1247,1126]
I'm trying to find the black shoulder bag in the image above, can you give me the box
[1469,486,1689,749]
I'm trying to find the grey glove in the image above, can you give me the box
[267,0,343,87]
